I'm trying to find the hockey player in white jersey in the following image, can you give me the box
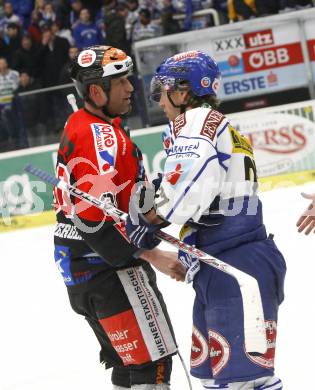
[125,51,286,389]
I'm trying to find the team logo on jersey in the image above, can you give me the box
[162,133,171,152]
[208,329,231,376]
[200,109,224,142]
[91,123,116,174]
[78,49,96,67]
[191,326,209,368]
[245,320,277,368]
[165,163,184,185]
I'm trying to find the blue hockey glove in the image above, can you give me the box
[126,181,167,249]
[126,212,162,249]
[178,225,200,284]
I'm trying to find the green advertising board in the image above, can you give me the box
[0,126,165,232]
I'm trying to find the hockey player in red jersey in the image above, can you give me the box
[53,45,185,390]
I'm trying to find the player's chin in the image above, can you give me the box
[121,102,132,116]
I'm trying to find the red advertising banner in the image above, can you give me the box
[243,29,274,49]
[307,39,315,61]
[242,42,304,73]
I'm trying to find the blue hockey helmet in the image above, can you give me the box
[150,50,221,102]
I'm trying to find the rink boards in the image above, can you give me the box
[1,99,315,232]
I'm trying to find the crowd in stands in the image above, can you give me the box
[0,0,314,152]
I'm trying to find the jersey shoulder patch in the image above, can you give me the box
[228,124,253,157]
[200,109,225,141]
[173,113,186,139]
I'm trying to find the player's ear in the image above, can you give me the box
[89,84,108,105]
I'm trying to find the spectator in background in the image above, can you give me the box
[59,45,79,84]
[72,8,103,49]
[212,0,229,24]
[40,2,57,25]
[0,0,4,18]
[280,0,314,10]
[160,0,181,35]
[51,19,75,46]
[0,57,22,151]
[95,1,106,40]
[12,34,41,79]
[131,8,162,43]
[255,0,280,16]
[0,35,10,60]
[8,0,33,30]
[38,24,69,87]
[14,70,45,146]
[28,10,42,45]
[0,2,21,35]
[126,0,140,40]
[38,24,69,137]
[171,0,213,30]
[69,0,83,29]
[103,0,130,54]
[228,0,257,22]
[4,23,21,66]
[35,0,47,17]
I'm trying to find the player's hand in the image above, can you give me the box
[296,192,315,234]
[141,249,186,281]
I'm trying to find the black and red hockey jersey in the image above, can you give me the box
[54,108,144,290]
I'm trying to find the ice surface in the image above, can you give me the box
[1,183,314,389]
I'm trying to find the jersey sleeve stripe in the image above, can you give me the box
[217,122,229,138]
[165,154,218,220]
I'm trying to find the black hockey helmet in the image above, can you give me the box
[70,45,133,100]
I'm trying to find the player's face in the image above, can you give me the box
[108,75,134,115]
[158,87,182,122]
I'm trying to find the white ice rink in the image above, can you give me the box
[1,183,315,390]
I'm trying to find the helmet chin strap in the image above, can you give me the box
[167,91,194,114]
[167,92,186,114]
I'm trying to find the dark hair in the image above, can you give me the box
[7,22,19,29]
[187,94,221,110]
[139,8,150,19]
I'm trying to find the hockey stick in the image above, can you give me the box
[24,163,267,354]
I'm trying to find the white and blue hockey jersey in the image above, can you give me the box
[155,107,258,225]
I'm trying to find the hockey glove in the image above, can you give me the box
[126,212,162,249]
[126,180,167,250]
[178,225,200,284]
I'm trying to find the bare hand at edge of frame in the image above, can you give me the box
[297,192,315,234]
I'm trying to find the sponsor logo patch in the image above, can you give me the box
[245,320,277,368]
[173,51,199,62]
[165,163,184,185]
[78,49,96,67]
[117,267,177,362]
[91,123,116,174]
[200,110,224,141]
[100,309,151,366]
[209,329,231,376]
[191,326,209,368]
